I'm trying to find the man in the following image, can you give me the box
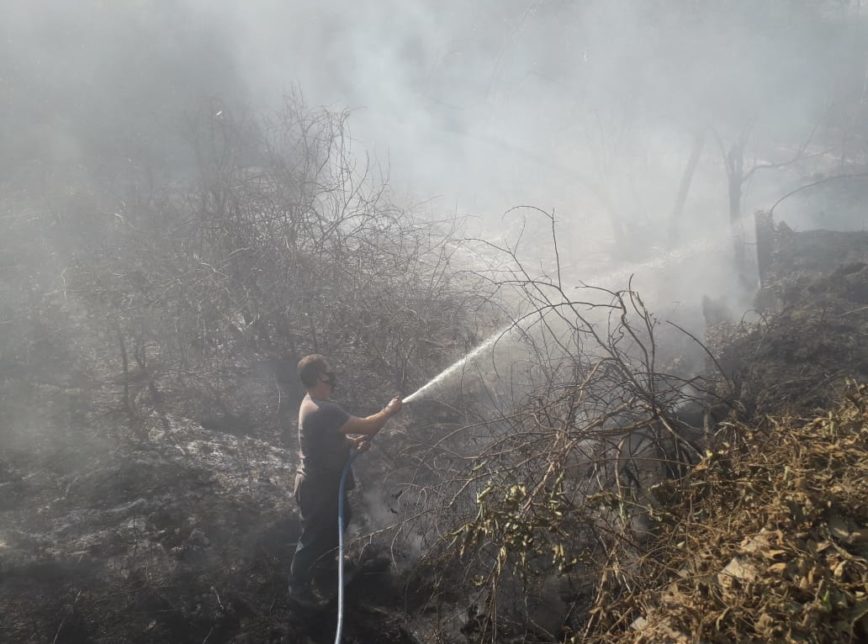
[288,354,402,602]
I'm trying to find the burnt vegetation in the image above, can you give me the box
[0,99,492,643]
[2,2,868,644]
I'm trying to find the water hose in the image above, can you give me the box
[334,447,362,644]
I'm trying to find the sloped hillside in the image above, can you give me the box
[595,385,867,642]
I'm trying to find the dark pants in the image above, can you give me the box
[289,475,352,588]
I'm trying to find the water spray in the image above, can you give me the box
[402,324,513,403]
[333,233,733,638]
[400,234,726,405]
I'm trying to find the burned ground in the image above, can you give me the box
[1,213,867,642]
[582,223,868,641]
[718,225,868,416]
[0,383,422,643]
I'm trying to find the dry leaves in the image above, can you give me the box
[586,383,868,642]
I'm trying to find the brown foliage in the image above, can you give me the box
[586,383,868,643]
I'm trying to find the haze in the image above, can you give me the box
[5,1,865,256]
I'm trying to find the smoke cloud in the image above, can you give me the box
[2,1,866,308]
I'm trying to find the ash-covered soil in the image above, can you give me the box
[717,227,868,416]
[2,223,867,643]
[0,382,421,643]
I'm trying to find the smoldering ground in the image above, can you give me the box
[2,2,868,642]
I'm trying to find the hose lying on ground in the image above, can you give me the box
[334,448,362,644]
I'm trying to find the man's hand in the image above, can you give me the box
[348,435,371,452]
[340,396,402,436]
[384,396,402,417]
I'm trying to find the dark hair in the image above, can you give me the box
[297,354,330,388]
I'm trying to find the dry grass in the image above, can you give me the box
[585,383,868,643]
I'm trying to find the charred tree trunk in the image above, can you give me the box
[723,134,753,288]
[755,210,775,288]
[668,129,706,247]
[116,325,133,417]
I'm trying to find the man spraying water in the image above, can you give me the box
[288,354,402,605]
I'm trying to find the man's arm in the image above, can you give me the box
[339,397,402,436]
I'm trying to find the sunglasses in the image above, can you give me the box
[321,371,337,388]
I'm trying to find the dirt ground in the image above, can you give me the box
[2,222,867,643]
[0,375,425,643]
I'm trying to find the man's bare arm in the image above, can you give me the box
[339,397,402,436]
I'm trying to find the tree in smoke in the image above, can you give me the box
[65,96,485,439]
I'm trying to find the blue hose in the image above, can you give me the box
[334,447,361,644]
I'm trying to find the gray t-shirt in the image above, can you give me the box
[297,395,354,489]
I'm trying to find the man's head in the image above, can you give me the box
[297,354,336,397]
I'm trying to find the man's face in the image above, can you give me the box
[320,370,337,391]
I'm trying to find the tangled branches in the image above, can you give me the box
[387,208,725,641]
[588,382,868,642]
[65,97,485,437]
